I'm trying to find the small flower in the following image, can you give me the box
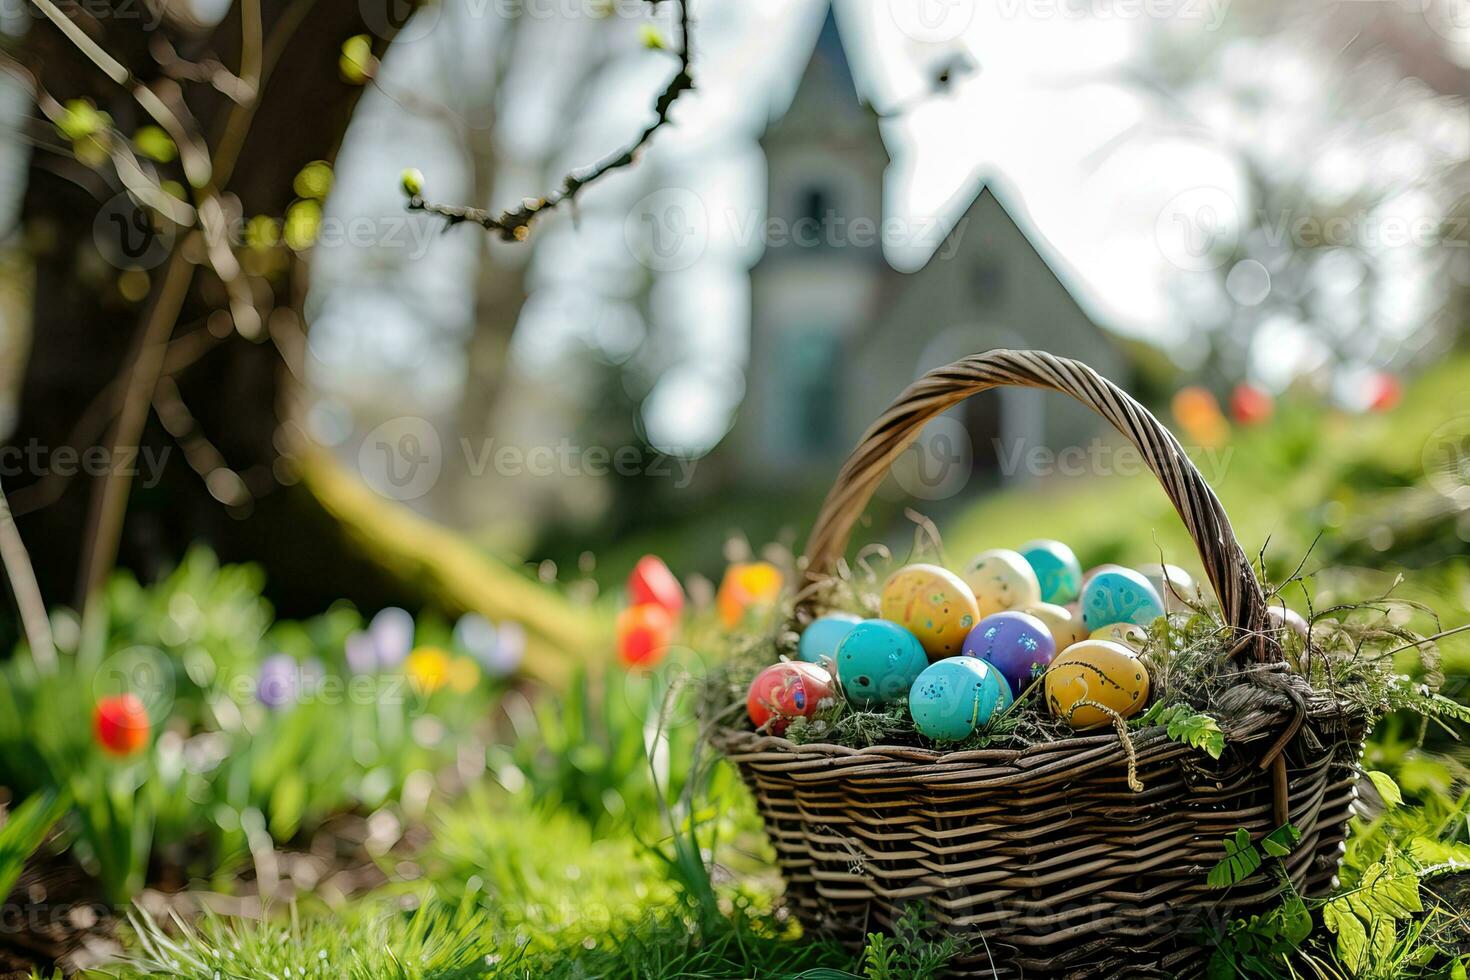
[255,655,304,708]
[447,657,480,694]
[400,167,424,197]
[94,694,150,757]
[405,647,452,694]
[369,607,414,668]
[491,621,525,677]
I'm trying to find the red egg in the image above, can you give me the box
[617,603,675,669]
[628,555,684,618]
[1230,383,1274,426]
[93,694,150,757]
[746,662,834,735]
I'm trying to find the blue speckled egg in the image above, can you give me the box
[1019,540,1083,605]
[962,610,1057,697]
[1081,568,1165,630]
[798,613,863,665]
[908,657,1012,741]
[835,620,929,707]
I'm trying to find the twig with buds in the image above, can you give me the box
[404,0,693,242]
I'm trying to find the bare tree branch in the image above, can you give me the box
[406,0,694,242]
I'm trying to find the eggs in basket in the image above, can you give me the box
[745,542,1198,740]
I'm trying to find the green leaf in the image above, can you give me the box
[1143,703,1226,759]
[1324,859,1422,974]
[1208,827,1262,888]
[1323,902,1369,974]
[133,125,177,164]
[339,34,374,84]
[1366,770,1403,808]
[0,790,71,900]
[1407,835,1470,870]
[1261,823,1301,858]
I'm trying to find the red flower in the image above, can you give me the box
[1229,383,1274,426]
[617,603,675,669]
[93,694,150,757]
[628,555,684,619]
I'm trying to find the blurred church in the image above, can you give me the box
[737,9,1127,491]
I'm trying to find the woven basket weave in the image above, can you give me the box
[712,350,1368,978]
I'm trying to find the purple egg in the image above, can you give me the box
[961,610,1056,697]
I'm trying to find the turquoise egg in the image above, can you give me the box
[1081,568,1165,630]
[908,657,1012,741]
[1019,539,1082,605]
[797,613,863,664]
[835,620,928,707]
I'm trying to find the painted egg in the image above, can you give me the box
[1024,603,1088,652]
[961,611,1056,697]
[1045,639,1151,729]
[1019,540,1082,605]
[746,661,834,735]
[629,555,684,618]
[879,564,980,660]
[835,620,929,707]
[798,612,863,665]
[1080,568,1165,630]
[909,657,1012,742]
[1081,563,1128,589]
[1137,562,1198,613]
[1267,605,1309,639]
[1090,622,1148,652]
[962,550,1041,618]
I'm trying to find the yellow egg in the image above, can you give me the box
[963,549,1041,617]
[1045,640,1150,729]
[1024,603,1088,651]
[1089,622,1148,651]
[879,564,979,660]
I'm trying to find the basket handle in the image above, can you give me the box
[800,349,1273,662]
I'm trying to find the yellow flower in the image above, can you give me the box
[447,656,480,694]
[406,647,452,694]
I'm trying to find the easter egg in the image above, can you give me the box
[1024,603,1088,652]
[1137,562,1198,613]
[1090,622,1148,651]
[746,661,834,735]
[835,620,929,707]
[617,603,675,668]
[629,555,684,618]
[962,550,1041,617]
[1045,640,1151,729]
[1080,568,1165,630]
[909,657,1012,741]
[798,612,863,664]
[962,611,1056,697]
[1081,564,1128,589]
[879,564,980,660]
[1019,540,1082,605]
[718,561,784,627]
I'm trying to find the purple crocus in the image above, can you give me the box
[369,607,414,668]
[257,654,304,709]
[345,630,378,675]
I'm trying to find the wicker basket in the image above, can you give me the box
[712,349,1368,978]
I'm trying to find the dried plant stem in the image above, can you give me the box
[0,480,56,673]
